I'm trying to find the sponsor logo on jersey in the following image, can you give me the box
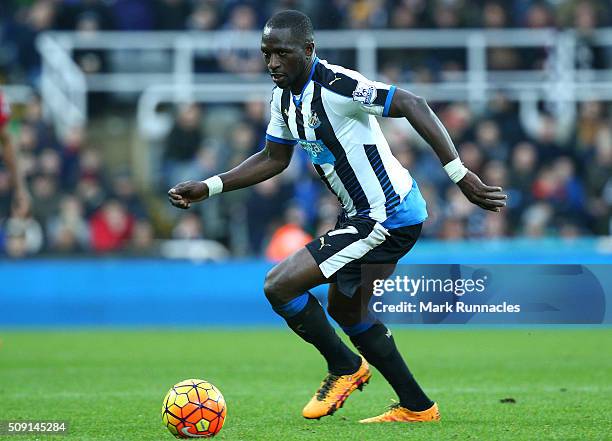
[297,139,335,165]
[352,81,377,105]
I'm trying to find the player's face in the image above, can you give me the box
[261,26,312,89]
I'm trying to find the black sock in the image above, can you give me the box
[350,322,433,411]
[281,294,361,376]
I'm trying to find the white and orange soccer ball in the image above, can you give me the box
[161,379,227,438]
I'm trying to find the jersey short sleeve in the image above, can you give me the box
[265,88,296,145]
[314,61,397,118]
[351,80,396,117]
[0,92,11,127]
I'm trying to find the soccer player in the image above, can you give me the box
[168,10,506,423]
[0,90,30,215]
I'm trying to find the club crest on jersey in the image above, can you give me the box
[352,81,377,105]
[307,112,321,129]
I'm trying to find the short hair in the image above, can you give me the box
[265,10,313,43]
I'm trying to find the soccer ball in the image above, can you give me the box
[161,379,227,438]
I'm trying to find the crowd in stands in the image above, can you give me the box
[0,96,156,257]
[0,0,611,258]
[2,1,611,83]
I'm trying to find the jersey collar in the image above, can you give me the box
[292,56,319,108]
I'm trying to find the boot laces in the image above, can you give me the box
[316,374,340,401]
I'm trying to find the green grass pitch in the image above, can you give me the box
[0,328,610,440]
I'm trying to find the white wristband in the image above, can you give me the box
[443,158,468,183]
[202,176,223,196]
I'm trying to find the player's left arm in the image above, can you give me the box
[387,88,507,212]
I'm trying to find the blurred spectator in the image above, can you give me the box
[56,0,115,31]
[575,101,606,151]
[90,199,135,252]
[346,0,388,29]
[585,128,612,234]
[187,2,219,31]
[474,119,508,162]
[37,148,61,177]
[487,93,525,147]
[521,202,553,237]
[507,141,538,218]
[265,205,313,262]
[23,96,57,151]
[227,121,257,167]
[243,100,268,150]
[112,0,156,31]
[438,217,465,241]
[216,4,262,75]
[483,211,508,238]
[389,3,419,29]
[525,2,554,28]
[439,103,473,144]
[458,142,484,176]
[164,103,203,185]
[73,14,108,71]
[154,0,191,30]
[246,176,291,254]
[431,3,462,29]
[111,173,148,220]
[77,176,106,217]
[10,0,56,83]
[30,174,61,225]
[0,170,11,216]
[61,126,86,189]
[79,148,106,182]
[563,0,610,69]
[172,212,204,239]
[129,219,156,253]
[482,2,507,28]
[47,195,90,253]
[3,214,44,257]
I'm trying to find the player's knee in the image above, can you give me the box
[263,267,288,306]
[263,269,278,302]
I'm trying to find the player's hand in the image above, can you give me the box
[167,180,208,210]
[456,170,507,212]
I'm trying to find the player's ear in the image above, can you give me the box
[304,42,314,57]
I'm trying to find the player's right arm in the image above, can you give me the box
[167,139,292,209]
[168,88,296,210]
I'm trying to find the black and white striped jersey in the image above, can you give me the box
[266,57,427,228]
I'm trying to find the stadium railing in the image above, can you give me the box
[37,28,612,140]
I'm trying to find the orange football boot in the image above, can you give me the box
[359,402,440,423]
[302,356,371,419]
